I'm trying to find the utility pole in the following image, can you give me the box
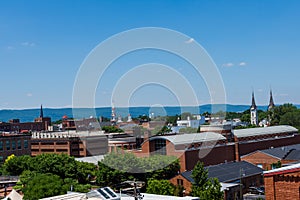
[240,168,245,200]
[122,179,145,200]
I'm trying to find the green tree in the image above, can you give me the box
[146,179,175,195]
[23,173,66,200]
[271,103,298,125]
[33,153,77,179]
[96,162,127,188]
[279,109,300,129]
[191,162,223,200]
[101,126,124,133]
[151,125,171,135]
[96,152,180,188]
[76,161,97,184]
[3,155,32,175]
[179,127,198,133]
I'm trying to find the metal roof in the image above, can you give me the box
[181,161,263,183]
[233,125,298,138]
[149,132,226,145]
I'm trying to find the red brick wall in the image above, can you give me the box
[241,151,280,170]
[184,144,235,171]
[264,171,300,200]
[239,134,300,156]
[169,174,193,195]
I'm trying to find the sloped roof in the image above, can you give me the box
[233,125,298,138]
[260,148,290,159]
[181,161,263,183]
[4,189,23,200]
[284,150,300,161]
[261,144,300,159]
[149,132,226,145]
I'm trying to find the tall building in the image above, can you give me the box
[250,92,258,126]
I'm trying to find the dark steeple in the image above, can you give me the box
[268,89,275,111]
[40,104,44,118]
[250,92,257,110]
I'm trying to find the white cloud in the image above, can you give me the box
[222,62,234,67]
[185,38,194,44]
[7,46,15,50]
[26,93,33,97]
[21,42,36,47]
[239,62,246,66]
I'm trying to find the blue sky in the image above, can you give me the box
[1,0,300,109]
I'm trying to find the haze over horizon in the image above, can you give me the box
[1,1,300,109]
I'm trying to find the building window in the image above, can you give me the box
[177,179,183,186]
[24,140,28,149]
[0,141,3,151]
[154,139,166,155]
[6,140,10,150]
[12,141,16,150]
[17,140,21,149]
[0,156,3,162]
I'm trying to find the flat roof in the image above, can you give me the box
[233,125,298,138]
[149,132,226,145]
[264,162,300,176]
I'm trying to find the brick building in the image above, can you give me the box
[170,161,263,199]
[134,125,300,171]
[31,131,108,157]
[133,132,234,171]
[241,144,300,170]
[233,125,299,161]
[264,162,300,200]
[0,133,31,163]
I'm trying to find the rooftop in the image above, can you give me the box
[181,161,263,183]
[264,162,300,176]
[261,143,300,159]
[233,125,298,138]
[149,132,226,146]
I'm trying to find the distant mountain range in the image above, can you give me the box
[0,104,299,123]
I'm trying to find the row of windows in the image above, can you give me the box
[0,140,29,151]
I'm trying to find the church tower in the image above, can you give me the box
[40,104,44,118]
[268,89,275,111]
[250,92,258,126]
[268,89,275,125]
[111,103,116,125]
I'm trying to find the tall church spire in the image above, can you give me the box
[268,89,275,111]
[250,92,258,126]
[250,92,257,110]
[40,104,44,118]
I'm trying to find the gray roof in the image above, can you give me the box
[150,132,226,145]
[233,125,298,138]
[181,161,263,183]
[284,150,300,161]
[260,144,300,159]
